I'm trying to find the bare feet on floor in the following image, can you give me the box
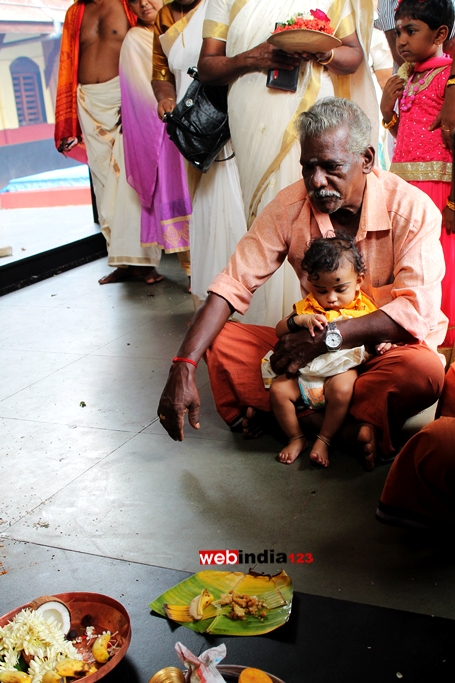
[279,434,308,464]
[145,267,164,284]
[357,423,377,471]
[242,407,265,439]
[98,266,163,285]
[309,435,330,467]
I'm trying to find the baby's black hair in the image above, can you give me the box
[395,0,454,34]
[301,232,366,280]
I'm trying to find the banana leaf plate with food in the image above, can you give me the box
[149,570,293,636]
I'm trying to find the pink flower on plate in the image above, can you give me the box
[310,8,330,21]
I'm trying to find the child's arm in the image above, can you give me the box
[442,130,455,236]
[380,75,403,139]
[276,313,327,338]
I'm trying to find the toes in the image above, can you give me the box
[364,452,375,471]
[357,424,377,471]
[245,407,255,420]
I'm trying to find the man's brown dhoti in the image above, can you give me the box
[77,76,160,268]
[377,363,455,529]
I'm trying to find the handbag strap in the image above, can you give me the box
[214,151,235,163]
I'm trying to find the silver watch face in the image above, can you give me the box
[326,332,341,349]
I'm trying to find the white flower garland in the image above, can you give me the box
[0,609,81,683]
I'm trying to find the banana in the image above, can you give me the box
[92,632,111,663]
[0,673,32,683]
[188,589,214,620]
[41,672,63,683]
[55,658,90,677]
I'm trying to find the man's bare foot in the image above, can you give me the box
[99,267,130,284]
[357,423,377,471]
[242,407,265,439]
[279,435,307,464]
[99,266,163,285]
[310,435,330,467]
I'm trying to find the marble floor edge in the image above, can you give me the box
[3,538,453,623]
[0,537,189,574]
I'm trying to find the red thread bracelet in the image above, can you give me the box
[173,356,198,368]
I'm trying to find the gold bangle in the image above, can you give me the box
[382,112,398,129]
[318,49,334,66]
[446,77,455,87]
[447,198,455,212]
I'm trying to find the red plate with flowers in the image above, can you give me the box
[0,592,131,682]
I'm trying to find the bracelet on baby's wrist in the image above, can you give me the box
[287,314,302,333]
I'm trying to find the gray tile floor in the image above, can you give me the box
[1,254,455,623]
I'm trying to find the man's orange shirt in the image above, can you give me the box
[209,169,448,353]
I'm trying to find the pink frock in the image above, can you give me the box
[390,61,454,346]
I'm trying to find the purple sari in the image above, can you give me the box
[119,26,191,252]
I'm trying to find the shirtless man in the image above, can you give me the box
[78,0,129,85]
[55,0,162,285]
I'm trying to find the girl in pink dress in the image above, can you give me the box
[381,0,454,346]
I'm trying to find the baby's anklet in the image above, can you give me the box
[288,434,305,444]
[316,434,331,447]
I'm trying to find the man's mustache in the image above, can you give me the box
[308,189,341,199]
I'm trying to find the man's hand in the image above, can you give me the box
[270,326,326,377]
[157,363,201,441]
[58,137,79,153]
[443,203,455,235]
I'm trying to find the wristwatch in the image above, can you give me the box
[324,321,343,352]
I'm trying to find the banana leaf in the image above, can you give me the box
[149,570,293,636]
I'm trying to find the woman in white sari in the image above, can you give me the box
[198,0,378,326]
[152,0,247,307]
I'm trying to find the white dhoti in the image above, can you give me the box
[77,76,161,268]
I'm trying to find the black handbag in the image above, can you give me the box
[164,67,233,173]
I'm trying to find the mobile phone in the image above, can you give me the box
[266,22,300,92]
[266,65,300,92]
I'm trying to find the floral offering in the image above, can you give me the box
[0,608,81,682]
[272,9,334,35]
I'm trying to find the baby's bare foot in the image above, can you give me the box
[279,435,307,464]
[310,435,330,467]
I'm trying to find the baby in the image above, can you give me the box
[267,233,391,467]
